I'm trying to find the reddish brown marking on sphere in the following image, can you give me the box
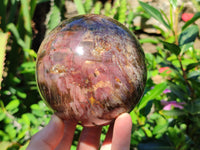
[36,14,147,126]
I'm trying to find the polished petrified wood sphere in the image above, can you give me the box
[36,14,146,126]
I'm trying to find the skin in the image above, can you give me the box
[27,113,132,150]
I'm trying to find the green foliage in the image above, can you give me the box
[139,1,170,30]
[0,0,200,149]
[135,1,200,149]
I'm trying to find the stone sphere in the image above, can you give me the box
[36,14,146,126]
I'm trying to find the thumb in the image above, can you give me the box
[27,115,65,150]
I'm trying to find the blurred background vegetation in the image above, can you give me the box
[0,0,200,149]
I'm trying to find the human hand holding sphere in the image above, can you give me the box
[29,14,146,149]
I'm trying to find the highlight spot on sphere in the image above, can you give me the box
[36,14,147,127]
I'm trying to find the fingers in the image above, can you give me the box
[55,120,77,150]
[100,123,114,150]
[77,126,102,150]
[111,113,132,150]
[27,115,65,150]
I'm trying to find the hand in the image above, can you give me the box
[27,113,132,150]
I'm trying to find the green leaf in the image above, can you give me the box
[18,61,36,74]
[6,23,26,48]
[186,99,200,114]
[150,113,167,125]
[139,38,158,44]
[179,25,199,46]
[47,2,61,31]
[0,111,6,121]
[137,82,167,110]
[21,114,31,127]
[130,110,137,124]
[74,0,86,15]
[21,0,32,49]
[180,42,193,54]
[160,109,185,117]
[169,0,177,9]
[187,70,200,79]
[153,123,168,135]
[117,0,127,23]
[17,129,27,141]
[5,124,17,139]
[0,0,9,31]
[182,12,200,30]
[104,1,112,16]
[37,0,50,4]
[139,1,170,29]
[19,141,29,150]
[31,104,45,117]
[94,1,102,15]
[84,0,93,13]
[168,82,188,101]
[186,62,200,72]
[5,99,20,111]
[26,113,38,125]
[161,41,181,55]
[71,145,77,150]
[17,90,27,99]
[0,141,13,150]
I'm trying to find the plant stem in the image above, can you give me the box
[174,8,179,45]
[178,56,195,99]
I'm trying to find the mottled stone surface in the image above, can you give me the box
[36,14,146,126]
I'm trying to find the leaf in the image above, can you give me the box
[169,0,177,9]
[26,113,38,125]
[94,1,102,14]
[160,109,185,117]
[161,41,181,55]
[185,99,200,114]
[37,0,50,4]
[31,104,45,117]
[0,0,9,31]
[19,141,29,150]
[0,108,6,121]
[153,123,168,135]
[139,1,170,29]
[6,23,26,48]
[180,42,193,54]
[168,82,188,101]
[18,61,36,74]
[84,0,93,13]
[179,25,199,46]
[137,82,167,110]
[5,99,20,111]
[0,32,9,90]
[187,70,200,79]
[186,62,200,72]
[0,141,13,150]
[139,38,159,44]
[0,113,6,121]
[74,0,86,15]
[21,114,31,127]
[21,0,32,49]
[104,1,112,16]
[5,124,17,139]
[47,2,61,31]
[17,90,27,99]
[182,12,200,30]
[117,0,127,23]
